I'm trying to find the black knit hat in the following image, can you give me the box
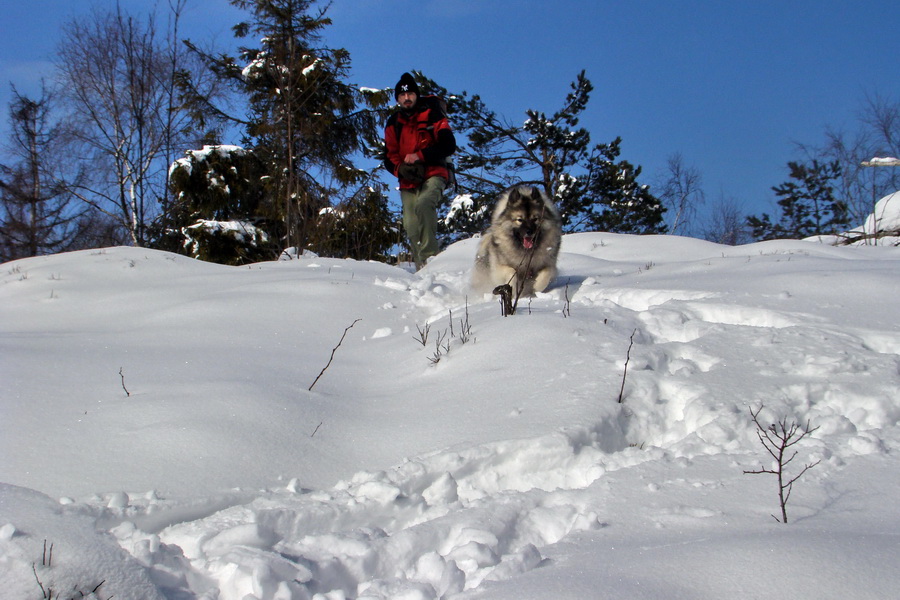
[394,72,420,99]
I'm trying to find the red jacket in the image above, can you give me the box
[384,97,456,189]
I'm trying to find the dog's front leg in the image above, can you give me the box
[532,266,556,293]
[493,265,517,289]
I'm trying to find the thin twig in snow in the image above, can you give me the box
[119,367,130,397]
[309,319,361,391]
[617,329,637,404]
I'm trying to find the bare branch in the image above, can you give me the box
[308,319,360,391]
[413,322,431,347]
[119,367,131,397]
[617,329,637,404]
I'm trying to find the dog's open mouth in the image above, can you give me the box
[522,235,535,249]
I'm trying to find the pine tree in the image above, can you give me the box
[748,160,848,240]
[417,71,664,236]
[180,0,386,254]
[167,145,279,264]
[308,185,397,261]
[578,137,667,234]
[0,86,87,260]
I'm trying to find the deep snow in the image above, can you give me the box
[2,199,900,599]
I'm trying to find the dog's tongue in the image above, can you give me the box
[523,236,534,249]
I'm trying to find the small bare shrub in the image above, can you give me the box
[32,540,110,600]
[744,404,821,523]
[413,322,431,347]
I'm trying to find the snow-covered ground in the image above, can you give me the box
[2,203,900,599]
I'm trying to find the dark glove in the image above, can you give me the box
[398,162,425,184]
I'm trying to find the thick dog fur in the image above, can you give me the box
[471,185,562,297]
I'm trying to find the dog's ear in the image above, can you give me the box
[506,188,523,207]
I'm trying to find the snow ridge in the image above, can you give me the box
[2,228,900,599]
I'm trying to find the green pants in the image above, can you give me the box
[401,176,445,269]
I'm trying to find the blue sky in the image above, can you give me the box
[2,0,899,227]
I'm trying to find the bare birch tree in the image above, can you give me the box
[799,92,900,230]
[701,193,752,246]
[657,152,705,236]
[55,2,217,247]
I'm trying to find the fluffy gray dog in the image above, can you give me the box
[471,185,562,297]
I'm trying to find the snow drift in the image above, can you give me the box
[2,213,900,598]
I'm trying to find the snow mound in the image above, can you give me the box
[2,229,900,599]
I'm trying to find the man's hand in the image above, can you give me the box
[403,153,420,164]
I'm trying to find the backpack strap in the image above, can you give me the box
[418,95,458,192]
